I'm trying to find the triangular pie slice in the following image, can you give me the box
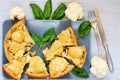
[25,56,49,78]
[2,60,25,80]
[57,27,78,46]
[64,46,86,68]
[43,40,64,61]
[49,57,74,78]
[4,19,35,62]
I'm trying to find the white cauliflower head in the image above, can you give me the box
[90,56,108,78]
[10,7,25,20]
[65,2,84,21]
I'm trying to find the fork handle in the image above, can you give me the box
[93,26,102,57]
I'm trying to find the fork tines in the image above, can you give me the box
[88,10,96,22]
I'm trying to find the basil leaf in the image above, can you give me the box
[30,33,42,44]
[71,67,89,78]
[30,3,44,20]
[30,28,56,51]
[42,28,56,43]
[78,21,92,38]
[44,0,52,19]
[49,34,56,43]
[42,35,51,43]
[42,28,55,36]
[52,3,67,20]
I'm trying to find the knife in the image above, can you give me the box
[94,8,114,73]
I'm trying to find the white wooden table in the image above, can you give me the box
[0,0,120,80]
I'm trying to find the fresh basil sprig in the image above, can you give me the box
[71,67,89,78]
[30,0,67,20]
[31,28,56,51]
[42,28,56,43]
[78,21,92,38]
[30,33,42,44]
[52,3,67,20]
[30,3,44,20]
[44,0,52,19]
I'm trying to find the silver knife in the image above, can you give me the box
[94,8,114,73]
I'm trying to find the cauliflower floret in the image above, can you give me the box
[25,55,32,63]
[50,40,63,56]
[90,56,108,78]
[10,7,25,20]
[68,47,83,58]
[14,50,24,59]
[65,2,84,21]
[12,30,25,43]
[8,42,25,54]
[43,48,54,61]
[49,57,69,75]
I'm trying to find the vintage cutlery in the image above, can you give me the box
[94,8,114,73]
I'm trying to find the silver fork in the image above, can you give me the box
[88,10,103,58]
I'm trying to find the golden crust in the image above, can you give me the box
[75,46,86,68]
[25,72,49,79]
[67,27,78,46]
[4,19,25,62]
[25,56,49,79]
[2,65,20,80]
[50,65,74,79]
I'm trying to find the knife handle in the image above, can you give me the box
[104,45,114,73]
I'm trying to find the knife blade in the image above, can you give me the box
[94,8,114,73]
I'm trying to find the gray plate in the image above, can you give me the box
[2,20,91,79]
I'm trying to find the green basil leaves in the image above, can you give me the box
[71,67,89,78]
[30,33,42,44]
[78,21,92,38]
[30,1,66,20]
[31,28,56,51]
[52,3,67,20]
[42,28,56,43]
[44,0,52,20]
[30,3,44,20]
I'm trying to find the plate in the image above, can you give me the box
[2,20,91,79]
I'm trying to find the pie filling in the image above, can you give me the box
[26,56,48,74]
[49,57,69,76]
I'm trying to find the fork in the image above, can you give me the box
[88,10,103,58]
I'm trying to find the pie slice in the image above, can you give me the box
[25,56,49,78]
[4,19,35,62]
[57,27,78,46]
[2,60,25,80]
[65,46,86,68]
[49,57,74,78]
[43,40,63,61]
